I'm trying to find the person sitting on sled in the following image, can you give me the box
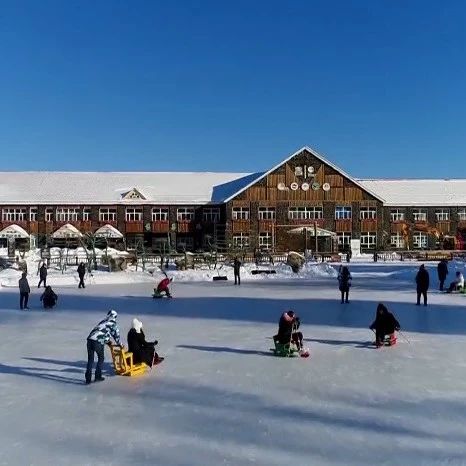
[155,276,173,298]
[40,285,58,309]
[370,303,400,347]
[446,271,464,293]
[127,318,163,367]
[274,310,304,351]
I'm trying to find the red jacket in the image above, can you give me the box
[157,278,170,292]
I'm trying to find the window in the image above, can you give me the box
[125,208,143,222]
[390,209,405,222]
[29,207,38,222]
[177,208,195,221]
[458,209,466,221]
[202,208,220,222]
[258,232,272,249]
[435,209,449,221]
[413,209,427,222]
[152,237,170,253]
[232,207,249,220]
[258,207,276,220]
[2,208,26,222]
[99,208,117,222]
[45,208,53,222]
[177,236,194,250]
[413,232,428,249]
[360,232,377,249]
[390,233,405,249]
[82,208,91,221]
[152,208,169,221]
[335,206,352,220]
[337,232,351,250]
[56,208,79,222]
[360,207,377,220]
[232,233,249,248]
[288,206,323,220]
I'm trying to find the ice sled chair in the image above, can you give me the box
[271,335,299,357]
[108,343,148,377]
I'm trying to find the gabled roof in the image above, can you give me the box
[95,224,124,238]
[358,179,466,207]
[222,146,385,203]
[52,223,83,239]
[0,224,30,238]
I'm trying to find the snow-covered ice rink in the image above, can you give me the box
[2,263,466,465]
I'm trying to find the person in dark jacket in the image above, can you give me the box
[38,263,48,288]
[40,286,58,309]
[77,262,86,289]
[273,310,303,350]
[437,260,448,291]
[85,310,121,384]
[127,318,163,367]
[338,266,352,304]
[370,303,400,347]
[233,257,241,285]
[155,277,172,298]
[18,272,30,310]
[415,264,430,306]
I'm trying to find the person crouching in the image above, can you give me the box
[127,318,163,367]
[274,310,303,350]
[40,286,58,309]
[370,303,400,347]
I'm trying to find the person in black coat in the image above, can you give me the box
[415,264,430,306]
[273,310,303,350]
[370,303,400,347]
[127,319,163,367]
[338,266,352,304]
[437,260,448,291]
[38,263,48,288]
[233,257,241,285]
[77,262,86,289]
[40,286,58,309]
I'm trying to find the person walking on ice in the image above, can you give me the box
[233,256,241,285]
[437,259,448,292]
[338,266,352,304]
[19,272,30,310]
[77,262,86,289]
[38,263,47,288]
[415,264,430,306]
[85,310,121,384]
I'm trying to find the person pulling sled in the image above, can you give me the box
[273,310,309,357]
[153,276,173,298]
[369,303,400,348]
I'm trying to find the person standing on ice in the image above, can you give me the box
[415,264,430,306]
[85,310,121,384]
[38,263,47,288]
[274,310,304,350]
[18,272,30,310]
[233,256,241,285]
[77,262,86,289]
[338,266,352,304]
[437,260,448,291]
[369,303,400,347]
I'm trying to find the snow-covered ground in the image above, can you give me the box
[2,262,466,465]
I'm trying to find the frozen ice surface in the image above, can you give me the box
[1,262,466,465]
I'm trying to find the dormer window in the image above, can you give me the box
[122,188,146,200]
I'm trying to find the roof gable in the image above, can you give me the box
[223,146,385,203]
[121,188,146,200]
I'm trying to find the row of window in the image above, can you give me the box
[232,206,369,220]
[390,208,466,222]
[1,208,222,223]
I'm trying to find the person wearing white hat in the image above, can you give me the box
[127,318,163,367]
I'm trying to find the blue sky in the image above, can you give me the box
[1,0,466,177]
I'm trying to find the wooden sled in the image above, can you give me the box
[108,343,148,376]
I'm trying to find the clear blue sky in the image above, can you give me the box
[1,0,465,177]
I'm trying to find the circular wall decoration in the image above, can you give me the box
[311,182,320,191]
[290,182,299,191]
[277,182,286,191]
[322,183,331,192]
[308,166,315,174]
[301,182,310,191]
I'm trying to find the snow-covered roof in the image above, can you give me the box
[52,223,83,239]
[0,172,251,205]
[95,224,124,239]
[358,179,466,207]
[0,224,30,239]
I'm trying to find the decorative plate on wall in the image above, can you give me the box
[311,182,320,191]
[322,183,331,192]
[290,182,299,191]
[294,166,303,176]
[277,182,286,191]
[308,166,315,174]
[301,182,310,191]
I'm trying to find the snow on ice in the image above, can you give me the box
[1,257,466,465]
